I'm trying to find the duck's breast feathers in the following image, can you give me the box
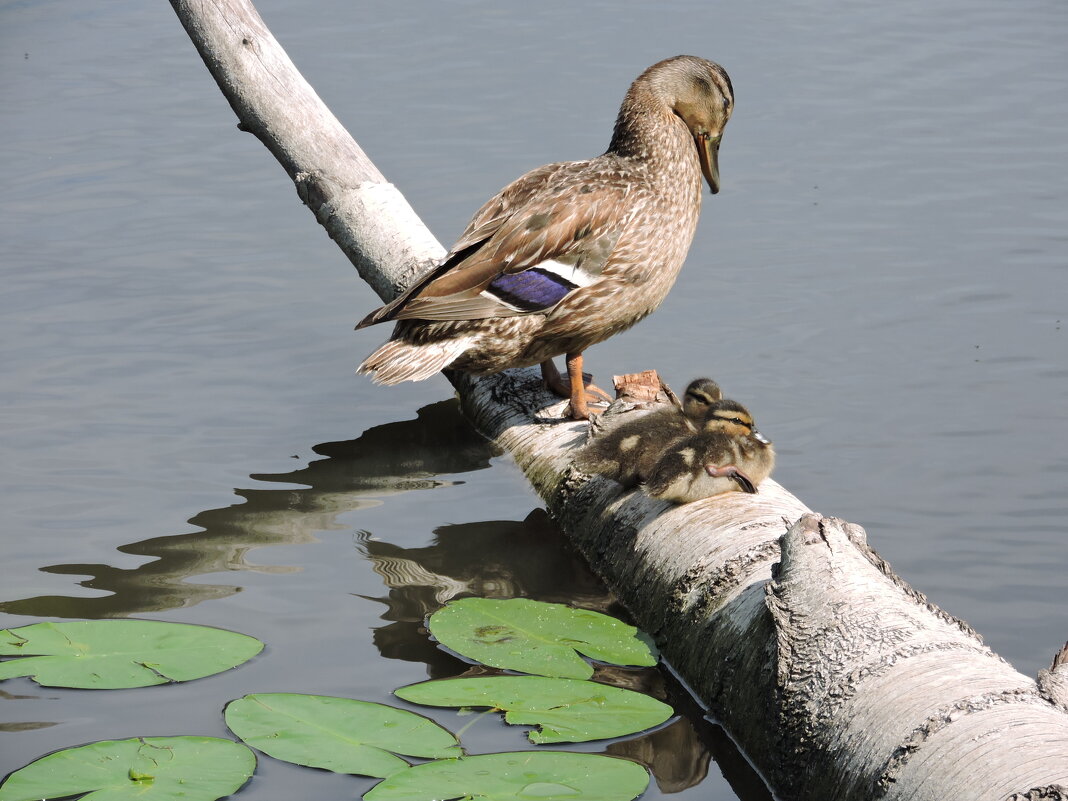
[364,163,633,325]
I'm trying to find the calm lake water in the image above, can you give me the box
[2,1,1066,799]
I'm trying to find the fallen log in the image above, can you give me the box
[169,2,1068,798]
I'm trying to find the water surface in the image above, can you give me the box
[2,1,1066,798]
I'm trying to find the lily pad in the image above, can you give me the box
[225,693,462,777]
[427,598,657,679]
[363,751,649,801]
[0,736,255,801]
[395,675,673,744]
[0,620,263,689]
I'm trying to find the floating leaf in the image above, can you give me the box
[396,675,673,744]
[225,693,461,777]
[0,736,254,801]
[363,751,648,801]
[427,598,657,679]
[0,620,263,689]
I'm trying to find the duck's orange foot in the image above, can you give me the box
[540,356,611,420]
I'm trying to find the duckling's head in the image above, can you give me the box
[627,56,734,194]
[680,377,723,420]
[702,399,771,444]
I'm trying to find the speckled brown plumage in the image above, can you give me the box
[575,377,723,486]
[357,56,734,419]
[645,399,775,503]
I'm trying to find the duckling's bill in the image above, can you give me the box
[704,463,757,494]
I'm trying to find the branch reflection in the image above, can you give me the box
[359,513,771,799]
[0,398,771,799]
[0,400,494,619]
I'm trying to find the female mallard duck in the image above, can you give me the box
[356,56,734,419]
[645,398,774,503]
[575,377,722,487]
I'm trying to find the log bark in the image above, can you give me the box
[168,2,1068,799]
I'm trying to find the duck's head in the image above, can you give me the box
[680,377,723,420]
[702,399,770,444]
[636,56,734,194]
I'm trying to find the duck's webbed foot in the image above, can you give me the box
[705,463,757,494]
[540,356,611,420]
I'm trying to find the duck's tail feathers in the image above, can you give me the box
[357,336,475,384]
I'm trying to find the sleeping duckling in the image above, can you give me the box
[644,398,774,503]
[574,377,722,487]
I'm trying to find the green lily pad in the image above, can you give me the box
[0,620,263,689]
[225,693,462,777]
[427,598,657,679]
[0,736,255,801]
[395,675,673,744]
[363,751,649,801]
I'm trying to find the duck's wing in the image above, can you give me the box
[449,162,566,255]
[356,163,565,330]
[358,162,628,326]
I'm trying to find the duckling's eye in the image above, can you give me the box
[726,417,750,428]
[722,97,730,112]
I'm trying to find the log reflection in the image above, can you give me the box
[361,509,618,678]
[360,515,772,799]
[0,400,493,618]
[0,397,774,799]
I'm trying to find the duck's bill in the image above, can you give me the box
[753,431,771,445]
[696,133,722,194]
[733,473,757,494]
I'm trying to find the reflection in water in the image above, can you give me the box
[0,399,770,799]
[360,513,772,799]
[607,705,772,800]
[360,509,620,679]
[0,401,495,619]
[0,689,57,734]
[360,510,619,622]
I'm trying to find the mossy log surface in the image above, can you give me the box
[170,2,1068,798]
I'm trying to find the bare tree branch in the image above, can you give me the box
[169,2,1068,798]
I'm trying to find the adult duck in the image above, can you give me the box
[357,56,733,419]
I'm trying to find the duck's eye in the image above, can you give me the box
[722,97,730,113]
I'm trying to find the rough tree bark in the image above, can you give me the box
[169,2,1068,799]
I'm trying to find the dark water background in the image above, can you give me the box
[2,1,1066,798]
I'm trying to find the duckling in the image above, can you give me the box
[574,377,722,487]
[356,56,734,420]
[644,398,774,503]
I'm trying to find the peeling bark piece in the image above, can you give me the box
[612,370,678,406]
